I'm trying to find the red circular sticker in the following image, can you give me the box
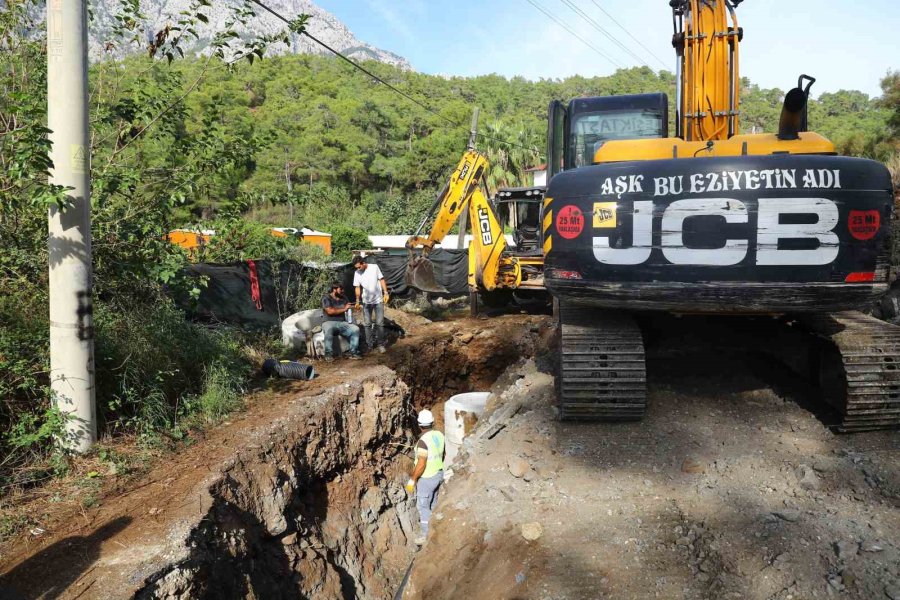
[848,209,880,241]
[556,205,585,239]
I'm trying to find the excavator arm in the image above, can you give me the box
[671,0,743,141]
[405,149,521,294]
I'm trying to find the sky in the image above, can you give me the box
[317,0,900,98]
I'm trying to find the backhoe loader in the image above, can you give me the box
[405,115,546,312]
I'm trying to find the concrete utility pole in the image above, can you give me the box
[47,0,96,453]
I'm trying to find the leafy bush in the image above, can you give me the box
[182,362,244,427]
[93,299,248,437]
[330,225,372,261]
[0,291,54,488]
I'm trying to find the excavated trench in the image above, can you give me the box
[135,316,548,600]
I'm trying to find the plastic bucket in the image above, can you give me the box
[443,392,489,465]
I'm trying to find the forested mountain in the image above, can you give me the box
[91,54,896,236]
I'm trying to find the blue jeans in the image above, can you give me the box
[322,321,359,356]
[362,302,385,349]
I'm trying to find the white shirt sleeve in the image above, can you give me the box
[373,264,384,281]
[352,271,361,287]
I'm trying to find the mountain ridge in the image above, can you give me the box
[80,0,410,68]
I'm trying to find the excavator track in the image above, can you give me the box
[801,311,900,432]
[558,305,646,421]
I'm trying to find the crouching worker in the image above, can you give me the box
[321,282,361,362]
[405,409,444,546]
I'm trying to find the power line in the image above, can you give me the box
[589,0,670,69]
[558,0,649,68]
[245,0,538,153]
[248,0,453,127]
[522,0,623,69]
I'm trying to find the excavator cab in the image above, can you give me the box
[493,186,546,254]
[546,93,668,179]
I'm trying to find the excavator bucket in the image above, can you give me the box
[405,255,448,294]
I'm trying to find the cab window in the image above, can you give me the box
[569,109,664,167]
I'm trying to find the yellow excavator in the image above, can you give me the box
[543,0,897,430]
[405,111,546,312]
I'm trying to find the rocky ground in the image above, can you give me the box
[0,309,546,599]
[404,324,900,600]
[2,308,898,600]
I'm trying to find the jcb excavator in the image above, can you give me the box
[405,112,546,312]
[543,0,898,431]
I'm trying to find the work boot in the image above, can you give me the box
[323,355,334,363]
[414,536,426,546]
[347,353,362,360]
[377,345,386,354]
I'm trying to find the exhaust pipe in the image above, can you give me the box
[777,74,816,141]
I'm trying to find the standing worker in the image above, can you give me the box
[352,255,390,354]
[405,409,444,546]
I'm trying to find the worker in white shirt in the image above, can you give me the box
[352,255,390,354]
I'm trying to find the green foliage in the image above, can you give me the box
[93,299,247,436]
[330,225,372,261]
[880,71,900,139]
[181,362,243,427]
[0,292,53,487]
[85,53,895,237]
[7,406,66,452]
[0,0,72,212]
[201,219,302,262]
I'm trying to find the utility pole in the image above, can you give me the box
[47,0,96,453]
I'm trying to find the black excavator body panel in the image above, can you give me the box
[544,154,893,313]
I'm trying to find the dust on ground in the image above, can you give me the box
[405,326,900,600]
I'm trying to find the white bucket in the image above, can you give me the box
[443,392,490,466]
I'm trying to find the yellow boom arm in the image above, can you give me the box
[594,0,835,163]
[406,149,520,292]
[675,0,741,141]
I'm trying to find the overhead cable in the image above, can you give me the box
[523,0,623,68]
[246,0,539,153]
[558,0,649,68]
[590,0,670,69]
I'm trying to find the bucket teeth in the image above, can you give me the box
[558,305,647,421]
[405,256,449,294]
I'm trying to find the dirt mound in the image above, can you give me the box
[403,346,900,600]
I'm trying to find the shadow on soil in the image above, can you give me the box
[0,516,132,600]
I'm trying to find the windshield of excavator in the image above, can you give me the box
[570,109,664,167]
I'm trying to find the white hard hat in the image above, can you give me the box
[417,409,434,426]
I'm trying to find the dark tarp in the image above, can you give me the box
[369,249,469,297]
[176,250,469,329]
[178,260,329,329]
